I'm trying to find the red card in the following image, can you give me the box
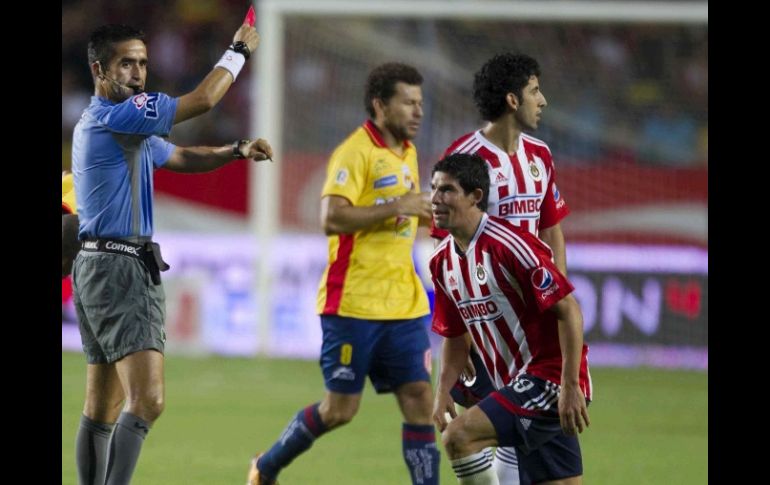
[244,5,256,26]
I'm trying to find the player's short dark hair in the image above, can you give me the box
[432,153,490,212]
[473,53,540,121]
[87,24,145,67]
[364,62,423,118]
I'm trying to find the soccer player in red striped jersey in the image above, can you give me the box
[431,53,568,263]
[432,53,571,483]
[430,153,590,485]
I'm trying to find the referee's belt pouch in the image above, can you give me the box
[142,242,170,285]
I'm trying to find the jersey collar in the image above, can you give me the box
[452,213,488,257]
[363,120,412,151]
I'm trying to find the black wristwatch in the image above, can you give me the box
[232,139,250,158]
[229,41,251,60]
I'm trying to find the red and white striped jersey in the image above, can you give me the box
[431,130,570,239]
[430,214,591,400]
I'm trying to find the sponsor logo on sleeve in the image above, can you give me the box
[131,92,158,119]
[531,266,562,299]
[335,168,349,185]
[132,93,148,109]
[553,183,566,209]
[531,267,553,290]
[144,93,158,119]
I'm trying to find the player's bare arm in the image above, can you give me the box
[174,24,259,124]
[164,139,273,173]
[321,192,430,235]
[433,335,470,431]
[551,294,590,436]
[540,222,567,275]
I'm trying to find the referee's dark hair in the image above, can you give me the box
[88,24,145,68]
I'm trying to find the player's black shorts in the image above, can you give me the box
[477,374,584,483]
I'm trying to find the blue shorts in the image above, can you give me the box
[477,374,583,483]
[320,315,432,394]
[450,348,496,408]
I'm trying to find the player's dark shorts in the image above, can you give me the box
[478,374,584,484]
[450,348,496,408]
[320,315,432,394]
[72,251,166,364]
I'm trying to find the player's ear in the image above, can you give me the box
[372,98,386,117]
[506,92,519,111]
[91,61,103,80]
[472,188,484,208]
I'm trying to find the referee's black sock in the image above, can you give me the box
[104,412,151,485]
[76,414,115,485]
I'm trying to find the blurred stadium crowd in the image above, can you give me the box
[63,0,707,174]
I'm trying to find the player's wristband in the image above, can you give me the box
[229,41,251,60]
[214,48,246,81]
[232,139,250,158]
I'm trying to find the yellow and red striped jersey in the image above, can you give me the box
[316,120,429,319]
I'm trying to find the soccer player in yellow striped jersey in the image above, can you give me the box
[316,105,430,318]
[249,63,439,485]
[62,172,80,277]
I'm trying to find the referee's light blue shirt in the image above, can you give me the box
[72,93,178,239]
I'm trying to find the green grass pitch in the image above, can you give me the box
[62,352,707,484]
